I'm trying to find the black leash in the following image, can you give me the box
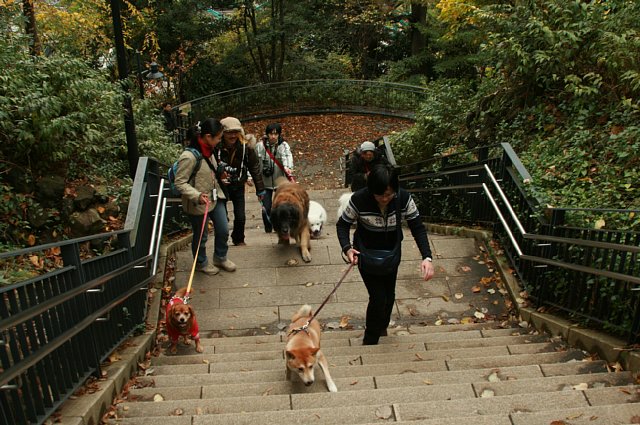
[289,263,354,335]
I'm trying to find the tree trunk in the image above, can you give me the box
[22,0,41,56]
[410,2,426,56]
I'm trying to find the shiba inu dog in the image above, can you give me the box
[285,304,337,392]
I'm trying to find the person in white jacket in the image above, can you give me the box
[174,118,236,275]
[254,122,294,233]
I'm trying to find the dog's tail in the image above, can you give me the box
[293,304,313,321]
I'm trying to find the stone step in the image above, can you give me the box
[192,330,548,354]
[113,389,603,424]
[152,343,552,372]
[510,403,640,425]
[140,350,591,389]
[120,383,476,418]
[129,367,630,403]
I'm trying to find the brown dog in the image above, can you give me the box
[270,180,312,262]
[165,287,203,354]
[285,305,337,392]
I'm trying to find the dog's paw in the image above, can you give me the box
[195,342,204,353]
[327,382,338,393]
[169,344,178,355]
[301,251,312,263]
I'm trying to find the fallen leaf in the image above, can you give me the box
[471,286,482,293]
[423,379,433,385]
[454,292,464,299]
[480,389,495,397]
[461,317,474,324]
[414,353,424,361]
[487,288,496,294]
[262,387,273,396]
[434,319,443,326]
[171,408,184,416]
[153,393,164,402]
[487,371,500,382]
[350,380,359,385]
[571,383,588,390]
[474,311,485,319]
[460,266,471,272]
[285,258,299,266]
[375,406,393,420]
[339,316,350,328]
[441,295,450,302]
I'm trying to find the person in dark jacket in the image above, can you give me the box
[349,141,389,192]
[336,164,435,345]
[162,102,177,132]
[215,117,266,246]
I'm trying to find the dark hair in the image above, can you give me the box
[367,164,399,195]
[187,118,223,149]
[265,122,284,144]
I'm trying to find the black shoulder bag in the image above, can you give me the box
[356,196,403,275]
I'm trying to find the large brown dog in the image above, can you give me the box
[270,180,312,262]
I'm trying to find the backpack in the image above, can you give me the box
[167,147,203,197]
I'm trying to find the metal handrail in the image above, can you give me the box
[399,142,640,342]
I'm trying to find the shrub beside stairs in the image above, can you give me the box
[109,189,639,424]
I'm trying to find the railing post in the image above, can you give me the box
[60,244,103,378]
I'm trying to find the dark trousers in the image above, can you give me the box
[359,267,398,345]
[261,188,275,232]
[225,184,246,244]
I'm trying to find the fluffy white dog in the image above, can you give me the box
[308,201,327,239]
[336,192,352,221]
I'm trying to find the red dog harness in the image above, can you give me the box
[165,296,200,342]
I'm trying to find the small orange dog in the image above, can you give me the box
[285,304,337,392]
[165,287,203,354]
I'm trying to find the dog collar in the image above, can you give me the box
[288,321,310,337]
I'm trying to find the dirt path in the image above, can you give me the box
[243,114,413,190]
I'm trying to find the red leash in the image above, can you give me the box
[290,263,354,335]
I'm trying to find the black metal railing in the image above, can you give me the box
[398,143,640,343]
[173,80,426,145]
[0,157,182,425]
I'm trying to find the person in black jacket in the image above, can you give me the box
[336,164,435,345]
[349,141,389,191]
[215,117,266,246]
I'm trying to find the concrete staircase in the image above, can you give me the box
[113,324,640,425]
[108,189,639,424]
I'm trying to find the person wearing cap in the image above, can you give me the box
[214,117,266,247]
[349,140,389,192]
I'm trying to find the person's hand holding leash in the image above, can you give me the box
[256,190,266,201]
[198,192,210,205]
[421,258,435,281]
[346,247,360,265]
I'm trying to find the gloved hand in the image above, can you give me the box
[256,190,266,201]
